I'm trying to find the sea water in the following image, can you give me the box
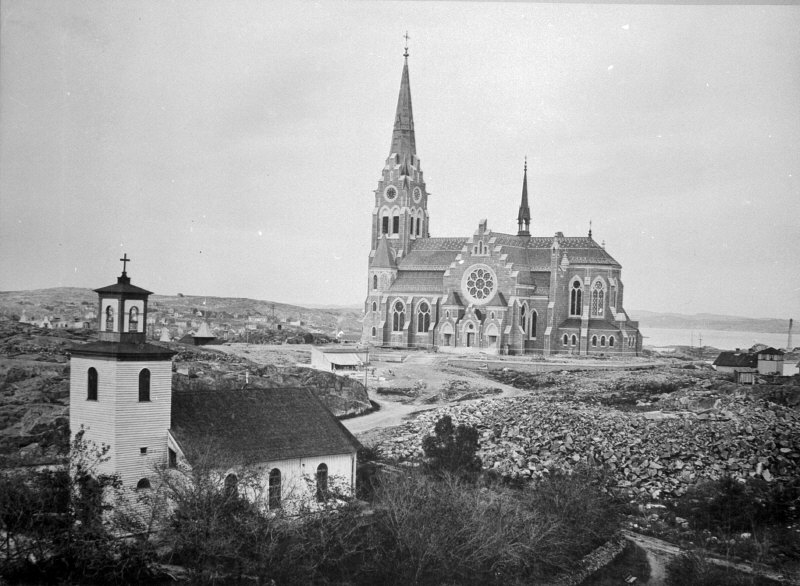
[641,327,789,351]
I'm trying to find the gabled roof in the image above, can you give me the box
[757,347,784,356]
[485,291,508,308]
[713,351,757,368]
[171,387,360,465]
[442,291,464,306]
[399,237,466,270]
[388,271,443,293]
[371,235,397,269]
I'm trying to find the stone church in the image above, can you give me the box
[362,48,641,356]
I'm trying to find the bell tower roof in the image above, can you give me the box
[517,158,531,236]
[389,34,416,158]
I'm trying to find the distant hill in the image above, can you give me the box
[629,310,790,334]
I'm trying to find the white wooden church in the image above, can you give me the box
[69,257,359,509]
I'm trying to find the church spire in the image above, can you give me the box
[390,33,416,158]
[517,158,531,236]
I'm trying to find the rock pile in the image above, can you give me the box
[376,394,800,499]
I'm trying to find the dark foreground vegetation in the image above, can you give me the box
[1,417,622,585]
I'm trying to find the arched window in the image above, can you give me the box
[316,463,328,502]
[105,306,114,331]
[417,302,431,332]
[530,310,537,338]
[392,213,399,234]
[224,473,238,497]
[562,334,569,345]
[392,301,405,332]
[570,280,583,316]
[600,335,606,347]
[269,469,281,509]
[445,310,450,319]
[138,369,150,402]
[372,301,377,312]
[136,478,151,490]
[609,336,615,347]
[416,218,421,236]
[591,335,598,347]
[372,275,378,290]
[87,367,98,401]
[381,215,389,235]
[519,304,526,329]
[129,306,139,332]
[590,280,606,317]
[571,334,578,346]
[371,327,376,337]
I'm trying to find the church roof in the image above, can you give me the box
[70,341,176,360]
[94,274,152,296]
[388,271,443,293]
[371,235,397,269]
[399,237,467,270]
[442,291,464,306]
[390,53,416,158]
[485,291,509,308]
[171,387,360,466]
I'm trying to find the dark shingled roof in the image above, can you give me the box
[70,341,176,361]
[388,271,443,293]
[713,352,757,368]
[399,237,467,270]
[94,275,153,296]
[171,387,360,465]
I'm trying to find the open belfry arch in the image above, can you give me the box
[362,40,641,357]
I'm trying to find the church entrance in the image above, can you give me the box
[466,333,474,347]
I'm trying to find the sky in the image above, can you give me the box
[1,1,798,319]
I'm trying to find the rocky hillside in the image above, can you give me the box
[0,320,370,464]
[376,368,800,500]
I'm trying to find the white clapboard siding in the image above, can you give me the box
[70,355,171,489]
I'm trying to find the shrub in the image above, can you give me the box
[666,552,780,586]
[421,415,482,479]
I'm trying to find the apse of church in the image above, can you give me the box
[362,45,641,357]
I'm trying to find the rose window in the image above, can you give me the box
[462,265,497,305]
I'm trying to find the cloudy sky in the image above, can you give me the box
[1,1,798,319]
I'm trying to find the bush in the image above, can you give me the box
[421,415,482,479]
[666,552,781,586]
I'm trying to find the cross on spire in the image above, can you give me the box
[403,31,410,58]
[120,253,131,276]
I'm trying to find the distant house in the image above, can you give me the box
[169,387,360,510]
[757,347,784,375]
[712,350,757,374]
[311,347,370,372]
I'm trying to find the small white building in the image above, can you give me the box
[311,346,370,372]
[757,347,784,375]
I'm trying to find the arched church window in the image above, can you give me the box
[591,335,598,347]
[371,327,376,337]
[381,216,389,235]
[372,301,377,312]
[445,310,450,319]
[410,213,414,235]
[530,310,537,338]
[520,304,526,329]
[570,280,583,316]
[571,334,578,346]
[609,336,615,347]
[417,302,431,332]
[590,280,605,317]
[316,463,328,502]
[129,307,139,332]
[136,478,151,490]
[373,275,378,290]
[269,469,281,509]
[490,312,495,320]
[392,214,399,235]
[600,335,606,347]
[392,301,405,332]
[139,369,150,402]
[105,306,114,331]
[562,334,569,345]
[416,218,421,236]
[87,367,98,401]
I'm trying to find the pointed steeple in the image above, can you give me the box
[517,158,531,236]
[390,38,416,158]
[371,234,397,269]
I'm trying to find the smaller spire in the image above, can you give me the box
[588,220,592,239]
[403,31,410,59]
[517,157,531,236]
